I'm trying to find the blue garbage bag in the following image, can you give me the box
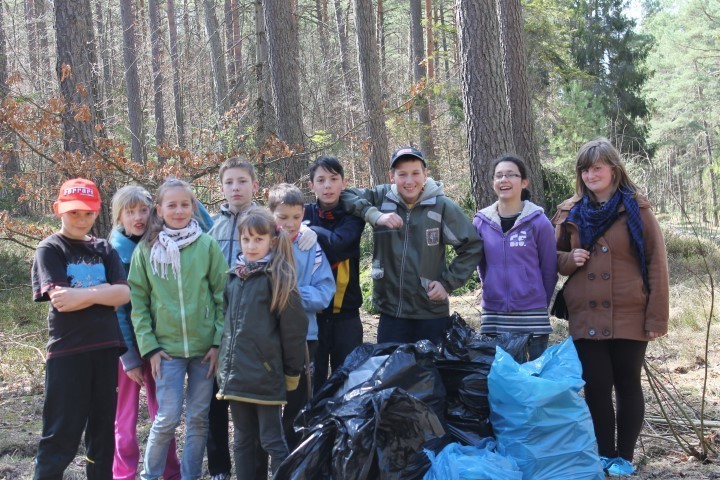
[423,439,523,480]
[488,338,604,480]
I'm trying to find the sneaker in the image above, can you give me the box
[607,457,636,476]
[210,474,230,480]
[600,456,616,471]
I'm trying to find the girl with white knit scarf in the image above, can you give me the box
[128,178,227,480]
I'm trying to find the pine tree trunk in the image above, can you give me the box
[410,0,437,176]
[148,0,167,151]
[94,0,112,122]
[120,0,146,163]
[24,0,39,90]
[34,0,52,95]
[497,0,544,206]
[425,0,434,81]
[167,0,186,148]
[262,0,306,182]
[254,0,275,158]
[438,0,450,81]
[352,0,389,186]
[54,0,100,156]
[203,0,229,121]
[455,0,513,209]
[333,0,356,110]
[0,7,20,189]
[224,0,244,104]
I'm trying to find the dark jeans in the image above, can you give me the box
[314,312,363,392]
[34,348,119,480]
[376,314,450,345]
[230,401,288,480]
[574,338,648,461]
[282,341,318,451]
[206,380,231,475]
[526,334,549,361]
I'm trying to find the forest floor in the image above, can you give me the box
[1,291,720,479]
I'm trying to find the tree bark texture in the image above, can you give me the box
[333,0,356,110]
[497,0,544,206]
[425,0,434,80]
[438,0,450,81]
[94,0,112,120]
[54,0,101,155]
[455,0,513,209]
[204,0,230,121]
[262,0,306,182]
[352,0,389,186]
[148,0,166,148]
[254,0,275,152]
[120,0,146,163]
[0,6,20,181]
[410,0,437,175]
[167,0,186,147]
[224,0,244,104]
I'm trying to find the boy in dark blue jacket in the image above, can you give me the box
[304,156,366,392]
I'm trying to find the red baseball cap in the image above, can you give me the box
[53,178,102,214]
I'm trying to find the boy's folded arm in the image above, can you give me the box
[51,283,130,310]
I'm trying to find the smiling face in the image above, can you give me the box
[60,210,99,240]
[581,160,615,202]
[272,203,304,238]
[119,202,151,237]
[309,166,347,210]
[389,159,428,205]
[240,228,274,262]
[156,187,194,230]
[493,161,528,202]
[222,167,259,214]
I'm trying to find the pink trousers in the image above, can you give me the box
[113,359,181,480]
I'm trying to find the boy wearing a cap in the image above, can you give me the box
[31,179,130,479]
[341,147,483,344]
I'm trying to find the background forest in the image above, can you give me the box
[2,0,720,478]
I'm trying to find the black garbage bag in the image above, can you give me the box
[398,435,455,480]
[332,387,445,480]
[296,341,446,440]
[274,422,336,480]
[441,312,529,363]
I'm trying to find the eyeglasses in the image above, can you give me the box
[493,173,522,180]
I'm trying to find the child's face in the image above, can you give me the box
[222,167,258,214]
[60,210,99,240]
[389,159,428,205]
[240,228,273,262]
[493,161,528,203]
[309,166,347,209]
[157,187,194,230]
[120,202,151,236]
[272,204,304,238]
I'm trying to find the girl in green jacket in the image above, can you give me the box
[216,207,308,479]
[128,178,226,480]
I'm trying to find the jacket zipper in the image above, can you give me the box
[222,277,242,393]
[228,213,239,266]
[395,208,412,317]
[177,261,190,357]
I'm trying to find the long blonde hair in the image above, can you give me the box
[238,207,297,312]
[574,137,640,201]
[143,178,199,246]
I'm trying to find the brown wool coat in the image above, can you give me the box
[552,195,669,341]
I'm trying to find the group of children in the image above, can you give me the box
[31,141,665,479]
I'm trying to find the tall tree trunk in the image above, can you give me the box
[702,118,718,226]
[167,0,186,147]
[497,0,544,206]
[34,0,52,95]
[224,0,244,105]
[455,0,513,209]
[438,0,450,81]
[94,0,113,121]
[377,0,386,84]
[333,0,355,109]
[0,5,20,191]
[54,0,101,156]
[352,0,389,186]
[148,0,167,151]
[24,0,39,90]
[263,0,306,182]
[254,0,274,154]
[410,0,437,175]
[425,0,434,81]
[120,0,146,163]
[204,0,230,121]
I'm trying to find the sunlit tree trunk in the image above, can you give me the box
[263,0,306,182]
[167,0,186,147]
[498,0,544,206]
[410,0,437,175]
[148,0,167,151]
[120,0,146,163]
[352,0,389,186]
[455,0,513,208]
[204,0,230,121]
[0,7,20,187]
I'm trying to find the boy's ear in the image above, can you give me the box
[307,180,314,190]
[252,180,259,193]
[342,177,349,187]
[53,202,60,216]
[388,170,395,183]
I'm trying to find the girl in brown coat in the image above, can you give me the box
[552,138,669,477]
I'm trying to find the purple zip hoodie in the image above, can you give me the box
[473,200,558,312]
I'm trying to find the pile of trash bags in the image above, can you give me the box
[277,313,604,480]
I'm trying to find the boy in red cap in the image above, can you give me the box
[31,178,130,479]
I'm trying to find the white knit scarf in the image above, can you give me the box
[150,218,203,279]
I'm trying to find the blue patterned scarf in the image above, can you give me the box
[566,188,648,290]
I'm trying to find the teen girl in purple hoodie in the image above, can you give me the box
[472,154,558,360]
